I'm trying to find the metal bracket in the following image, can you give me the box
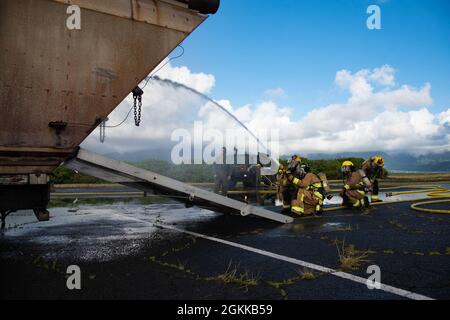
[48,121,68,135]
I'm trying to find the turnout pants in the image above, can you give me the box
[371,179,380,201]
[279,186,295,210]
[341,189,366,208]
[291,188,323,216]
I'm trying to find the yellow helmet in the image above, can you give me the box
[293,155,301,162]
[342,160,354,167]
[373,156,385,167]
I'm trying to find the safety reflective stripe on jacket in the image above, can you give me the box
[294,174,324,210]
[294,175,323,196]
[292,205,304,214]
[283,203,291,209]
[310,182,324,207]
[292,174,322,189]
[291,206,305,214]
[344,171,365,190]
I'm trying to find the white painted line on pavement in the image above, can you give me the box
[115,213,434,300]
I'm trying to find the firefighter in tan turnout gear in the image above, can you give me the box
[360,156,385,203]
[277,164,294,212]
[287,164,324,216]
[276,155,302,213]
[340,161,367,208]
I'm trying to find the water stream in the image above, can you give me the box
[149,76,274,160]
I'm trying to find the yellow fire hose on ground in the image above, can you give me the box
[394,185,450,214]
[324,184,450,214]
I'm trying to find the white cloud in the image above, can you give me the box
[438,109,450,125]
[370,65,396,86]
[155,59,215,94]
[82,63,450,157]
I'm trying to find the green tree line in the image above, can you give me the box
[50,157,387,184]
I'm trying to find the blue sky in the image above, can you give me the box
[86,0,450,155]
[175,0,450,116]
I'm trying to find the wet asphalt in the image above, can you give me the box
[1,186,450,300]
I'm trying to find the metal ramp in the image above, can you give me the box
[64,149,293,224]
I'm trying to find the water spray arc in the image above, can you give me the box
[149,76,280,168]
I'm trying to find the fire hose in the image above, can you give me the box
[323,184,450,214]
[385,185,450,214]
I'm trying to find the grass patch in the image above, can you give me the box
[336,241,370,271]
[267,268,319,300]
[267,277,300,300]
[298,268,316,280]
[206,261,259,291]
[148,256,197,276]
[268,278,297,288]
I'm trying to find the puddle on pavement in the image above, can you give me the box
[285,221,350,233]
[0,203,221,262]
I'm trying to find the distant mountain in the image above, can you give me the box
[104,148,450,173]
[303,151,450,172]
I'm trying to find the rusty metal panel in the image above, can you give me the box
[129,0,206,32]
[51,0,206,33]
[53,0,133,19]
[0,0,207,175]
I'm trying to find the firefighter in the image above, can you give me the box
[286,155,303,180]
[287,164,324,216]
[276,155,302,213]
[360,156,385,203]
[214,147,232,196]
[288,155,302,172]
[276,164,295,212]
[340,161,366,208]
